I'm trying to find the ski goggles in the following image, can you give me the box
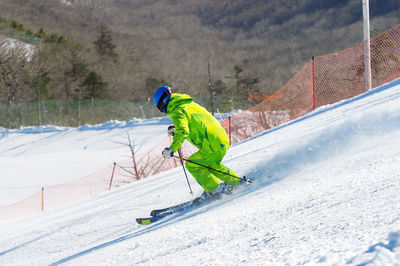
[156,91,171,113]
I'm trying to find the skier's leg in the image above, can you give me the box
[205,141,240,186]
[208,162,240,186]
[186,151,239,190]
[185,151,221,192]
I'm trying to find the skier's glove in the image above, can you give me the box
[162,147,174,159]
[167,125,176,136]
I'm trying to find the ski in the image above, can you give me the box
[136,177,252,225]
[150,197,202,217]
[136,196,215,225]
[136,214,169,225]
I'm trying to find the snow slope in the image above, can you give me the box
[0,117,171,207]
[1,79,400,265]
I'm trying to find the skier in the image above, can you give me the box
[153,86,240,199]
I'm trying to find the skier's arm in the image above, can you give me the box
[169,110,189,152]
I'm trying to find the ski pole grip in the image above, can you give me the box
[168,125,176,136]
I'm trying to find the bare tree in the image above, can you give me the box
[0,43,31,126]
[0,47,27,102]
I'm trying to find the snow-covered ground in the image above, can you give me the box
[0,35,38,60]
[1,78,400,265]
[0,117,171,207]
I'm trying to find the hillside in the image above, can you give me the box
[0,0,399,102]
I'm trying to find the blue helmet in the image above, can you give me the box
[153,86,173,113]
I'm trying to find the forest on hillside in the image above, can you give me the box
[0,0,399,111]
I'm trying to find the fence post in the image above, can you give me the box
[42,100,46,124]
[78,97,81,127]
[140,106,146,119]
[147,99,152,118]
[91,97,95,124]
[363,0,372,91]
[312,56,316,110]
[109,162,117,190]
[38,101,41,125]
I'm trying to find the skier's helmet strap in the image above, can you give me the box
[153,86,173,113]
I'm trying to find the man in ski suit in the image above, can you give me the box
[153,86,239,198]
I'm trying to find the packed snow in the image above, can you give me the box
[1,79,400,265]
[0,118,170,207]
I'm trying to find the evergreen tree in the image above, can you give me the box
[93,25,119,62]
[63,61,89,99]
[34,28,46,39]
[144,76,170,99]
[29,68,53,101]
[79,71,112,99]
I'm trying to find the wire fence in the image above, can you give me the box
[0,94,246,129]
[0,99,161,128]
[0,27,42,46]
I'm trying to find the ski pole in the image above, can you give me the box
[169,136,193,194]
[174,155,252,183]
[177,149,193,193]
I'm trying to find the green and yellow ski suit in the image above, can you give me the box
[167,93,239,192]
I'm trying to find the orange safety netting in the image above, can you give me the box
[224,60,314,145]
[2,24,400,221]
